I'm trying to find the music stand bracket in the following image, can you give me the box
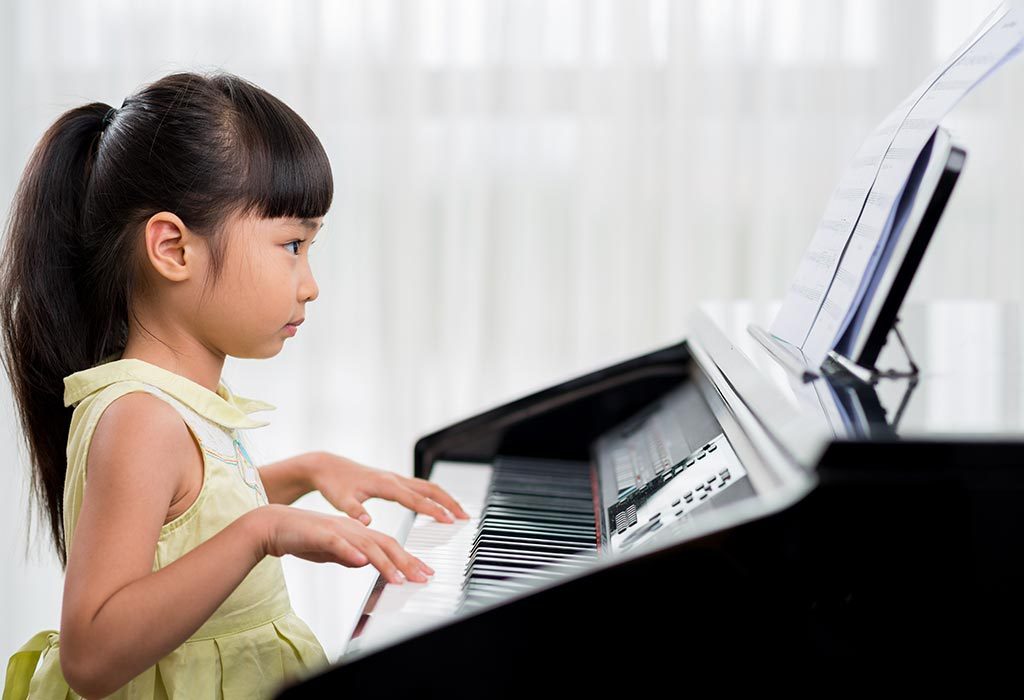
[748,126,964,386]
[828,319,919,383]
[746,323,820,382]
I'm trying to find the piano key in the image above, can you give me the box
[354,458,599,651]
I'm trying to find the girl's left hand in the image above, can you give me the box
[310,452,471,526]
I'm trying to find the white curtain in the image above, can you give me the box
[2,0,1021,663]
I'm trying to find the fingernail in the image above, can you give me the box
[359,514,371,525]
[391,573,404,585]
[422,564,435,574]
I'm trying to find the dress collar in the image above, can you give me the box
[63,356,276,429]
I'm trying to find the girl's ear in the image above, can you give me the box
[143,211,199,283]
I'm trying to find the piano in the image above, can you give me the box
[277,299,1024,692]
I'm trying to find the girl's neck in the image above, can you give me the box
[119,336,226,394]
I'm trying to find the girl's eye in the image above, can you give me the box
[285,240,302,255]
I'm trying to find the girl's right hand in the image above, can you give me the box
[251,504,435,584]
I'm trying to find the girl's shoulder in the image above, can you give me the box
[62,380,211,555]
[63,358,276,433]
[67,380,228,461]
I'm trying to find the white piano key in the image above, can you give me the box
[356,461,492,647]
[354,457,599,652]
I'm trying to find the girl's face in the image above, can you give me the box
[195,212,322,359]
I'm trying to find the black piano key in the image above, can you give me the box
[472,538,595,555]
[472,525,596,545]
[465,547,595,573]
[478,519,596,535]
[468,558,590,575]
[442,456,599,615]
[483,504,596,520]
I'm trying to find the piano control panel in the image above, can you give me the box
[595,382,752,554]
[349,362,760,655]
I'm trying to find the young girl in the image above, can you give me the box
[0,70,469,699]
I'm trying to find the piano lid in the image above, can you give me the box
[695,299,1024,449]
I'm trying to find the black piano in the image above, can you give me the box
[276,298,1024,693]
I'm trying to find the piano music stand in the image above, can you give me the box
[750,126,966,383]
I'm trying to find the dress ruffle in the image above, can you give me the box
[6,611,327,700]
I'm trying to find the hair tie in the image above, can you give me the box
[101,107,117,130]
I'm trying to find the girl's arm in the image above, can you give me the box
[261,451,471,524]
[59,393,267,698]
[259,452,319,505]
[60,393,434,699]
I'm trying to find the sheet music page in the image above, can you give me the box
[770,2,1022,366]
[801,6,1024,364]
[832,129,946,358]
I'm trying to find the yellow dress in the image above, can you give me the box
[3,357,328,699]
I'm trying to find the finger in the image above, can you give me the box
[328,537,369,567]
[314,530,369,567]
[339,499,372,526]
[402,489,454,523]
[407,478,471,519]
[372,532,432,582]
[357,537,408,585]
[377,479,454,523]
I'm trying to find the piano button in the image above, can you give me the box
[697,453,706,460]
[671,499,681,507]
[675,510,684,517]
[685,459,695,468]
[699,493,708,500]
[684,496,693,503]
[649,513,661,522]
[703,442,713,451]
[617,528,626,535]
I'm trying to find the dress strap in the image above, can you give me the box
[3,630,59,700]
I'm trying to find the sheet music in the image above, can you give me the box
[770,2,1023,367]
[802,7,1024,363]
[833,129,949,358]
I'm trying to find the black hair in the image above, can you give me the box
[0,70,333,566]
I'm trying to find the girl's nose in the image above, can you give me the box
[299,270,319,303]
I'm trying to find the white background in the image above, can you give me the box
[2,0,1022,667]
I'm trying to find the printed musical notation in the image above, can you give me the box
[770,2,1024,368]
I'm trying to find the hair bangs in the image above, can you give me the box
[220,75,334,222]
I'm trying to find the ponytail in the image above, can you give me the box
[0,72,333,567]
[0,103,111,565]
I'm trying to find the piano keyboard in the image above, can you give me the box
[349,458,600,651]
